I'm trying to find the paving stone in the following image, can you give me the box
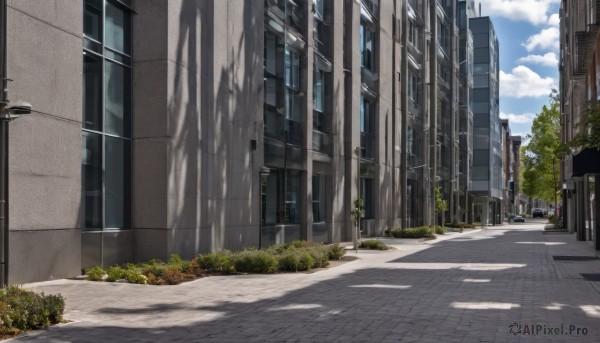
[9,222,600,342]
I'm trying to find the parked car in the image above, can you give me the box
[532,208,544,218]
[513,215,525,223]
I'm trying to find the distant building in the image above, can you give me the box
[469,16,502,225]
[559,0,600,248]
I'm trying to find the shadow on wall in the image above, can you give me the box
[167,0,262,256]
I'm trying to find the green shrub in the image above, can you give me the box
[391,226,435,238]
[435,226,445,235]
[327,243,346,260]
[168,254,185,271]
[359,239,389,250]
[0,286,65,334]
[233,250,278,273]
[85,266,106,281]
[306,246,329,268]
[199,251,235,274]
[124,267,147,284]
[278,250,315,272]
[139,259,168,277]
[105,266,127,282]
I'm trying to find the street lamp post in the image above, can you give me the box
[258,167,270,249]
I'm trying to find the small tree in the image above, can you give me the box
[351,198,365,252]
[434,186,448,227]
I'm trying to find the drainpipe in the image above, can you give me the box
[0,0,8,287]
[399,0,408,229]
[429,0,438,227]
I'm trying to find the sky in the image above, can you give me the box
[478,0,560,144]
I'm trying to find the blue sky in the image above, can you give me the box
[478,0,560,144]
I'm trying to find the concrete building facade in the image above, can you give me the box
[559,0,600,249]
[0,0,503,284]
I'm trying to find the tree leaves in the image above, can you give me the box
[521,95,561,207]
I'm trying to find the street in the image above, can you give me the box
[13,221,600,342]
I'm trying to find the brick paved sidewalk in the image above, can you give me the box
[10,222,600,342]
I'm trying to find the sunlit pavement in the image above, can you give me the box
[13,220,600,342]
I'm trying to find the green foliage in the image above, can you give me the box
[434,187,448,213]
[522,93,561,208]
[359,239,389,250]
[351,198,365,226]
[232,250,279,273]
[85,266,106,281]
[167,254,185,270]
[105,266,127,282]
[567,100,600,150]
[327,243,346,260]
[305,246,329,268]
[434,226,445,235]
[123,267,147,284]
[0,286,65,334]
[444,222,475,229]
[198,251,236,274]
[278,250,315,272]
[391,226,435,239]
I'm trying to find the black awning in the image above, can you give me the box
[572,148,600,177]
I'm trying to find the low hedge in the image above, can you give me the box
[86,241,347,285]
[444,222,476,229]
[359,239,389,250]
[390,226,435,239]
[0,286,65,336]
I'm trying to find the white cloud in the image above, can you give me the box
[522,27,560,52]
[547,13,560,27]
[517,52,558,67]
[500,65,557,98]
[499,112,535,124]
[479,0,560,26]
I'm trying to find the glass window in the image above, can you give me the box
[105,137,131,228]
[82,131,102,228]
[312,174,327,222]
[285,48,300,90]
[84,0,102,42]
[83,53,102,131]
[473,149,489,166]
[360,97,374,133]
[313,69,324,112]
[105,1,131,54]
[263,169,302,225]
[104,60,131,137]
[360,23,375,71]
[82,0,132,230]
[361,178,374,219]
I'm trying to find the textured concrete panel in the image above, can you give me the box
[133,228,170,262]
[9,115,81,230]
[132,0,168,62]
[133,60,169,138]
[7,7,82,123]
[8,0,82,36]
[133,139,169,229]
[9,229,81,284]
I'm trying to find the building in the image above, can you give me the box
[0,0,502,284]
[457,0,475,223]
[469,15,502,225]
[500,119,521,220]
[559,0,600,249]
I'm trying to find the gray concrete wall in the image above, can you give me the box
[132,0,263,260]
[6,0,83,283]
